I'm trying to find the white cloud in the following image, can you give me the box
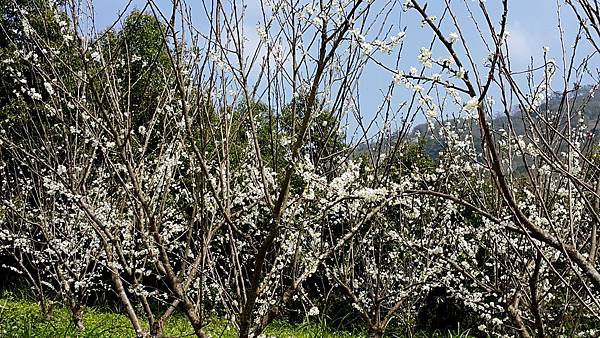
[507,22,536,63]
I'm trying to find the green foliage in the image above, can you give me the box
[0,295,362,338]
[281,95,346,168]
[411,328,480,338]
[0,0,65,47]
[0,0,70,133]
[392,136,435,176]
[263,320,360,338]
[0,296,481,337]
[1,296,139,338]
[116,10,172,122]
[82,9,174,143]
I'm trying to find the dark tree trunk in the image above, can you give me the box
[150,319,164,337]
[70,303,85,331]
[368,325,385,338]
[38,296,53,320]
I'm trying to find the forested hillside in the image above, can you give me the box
[411,86,600,164]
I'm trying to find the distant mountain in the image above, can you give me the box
[404,85,600,162]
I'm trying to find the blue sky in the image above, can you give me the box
[93,0,586,73]
[92,1,592,136]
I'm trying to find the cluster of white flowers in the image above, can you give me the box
[417,47,433,68]
[2,1,600,337]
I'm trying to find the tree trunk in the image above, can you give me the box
[70,303,85,331]
[368,326,385,338]
[150,319,164,338]
[507,291,532,338]
[38,295,52,320]
[190,319,208,338]
[110,269,146,337]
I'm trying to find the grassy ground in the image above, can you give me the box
[0,294,476,338]
[0,296,359,337]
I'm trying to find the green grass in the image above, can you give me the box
[0,293,477,338]
[0,296,360,338]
